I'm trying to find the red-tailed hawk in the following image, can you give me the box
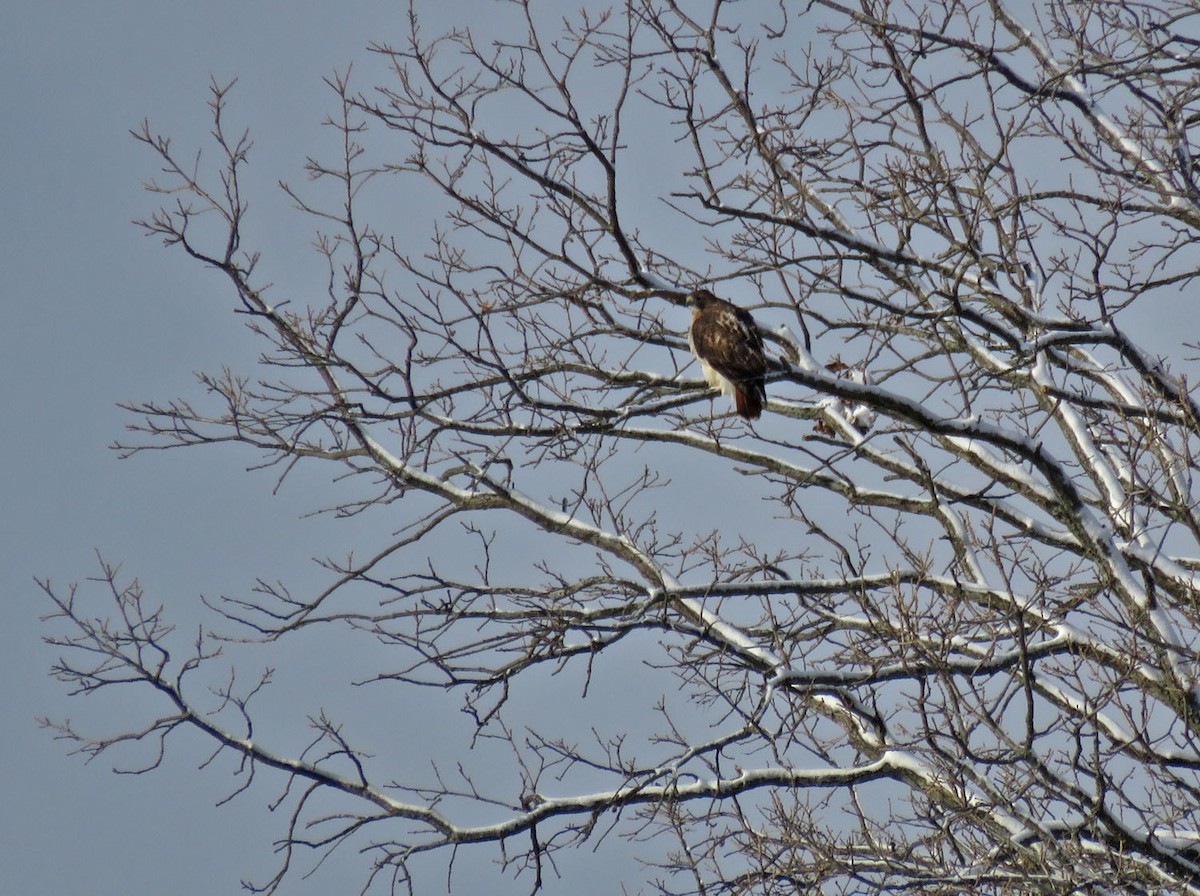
[687,289,768,420]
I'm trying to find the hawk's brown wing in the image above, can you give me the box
[690,302,767,382]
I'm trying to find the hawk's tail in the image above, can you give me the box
[735,382,766,420]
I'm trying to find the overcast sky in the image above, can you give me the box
[0,3,511,893]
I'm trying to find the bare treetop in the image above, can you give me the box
[40,1,1200,893]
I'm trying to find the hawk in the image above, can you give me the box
[687,289,768,420]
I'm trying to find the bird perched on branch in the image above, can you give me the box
[687,289,769,420]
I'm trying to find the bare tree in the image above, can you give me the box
[40,0,1200,892]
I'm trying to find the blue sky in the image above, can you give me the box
[0,3,464,892]
[10,3,1200,894]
